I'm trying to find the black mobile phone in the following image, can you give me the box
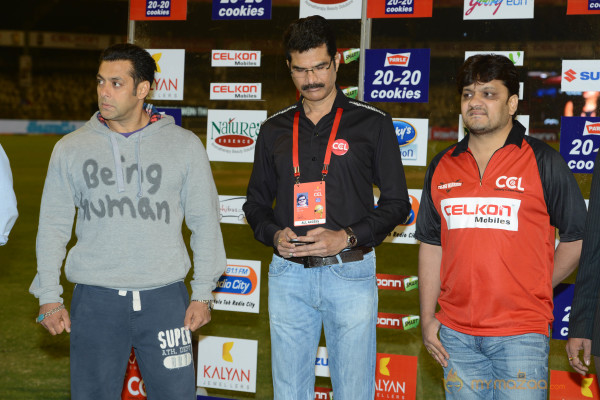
[290,239,314,246]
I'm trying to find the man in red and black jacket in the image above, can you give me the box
[416,54,585,400]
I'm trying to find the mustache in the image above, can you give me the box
[301,83,325,90]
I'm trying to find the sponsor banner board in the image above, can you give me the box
[393,118,428,166]
[367,0,432,18]
[130,0,187,20]
[339,48,360,64]
[364,49,430,103]
[377,274,418,291]
[299,0,362,19]
[430,126,458,141]
[147,49,185,101]
[212,0,272,20]
[552,283,574,340]
[376,353,418,400]
[341,86,358,99]
[315,347,330,377]
[210,83,262,100]
[560,116,600,173]
[458,115,529,141]
[464,50,524,66]
[377,313,420,330]
[567,0,600,14]
[562,60,600,92]
[121,349,146,399]
[314,386,333,400]
[206,109,265,162]
[0,119,85,135]
[550,370,600,399]
[464,0,534,20]
[218,195,247,224]
[157,107,182,126]
[212,259,261,314]
[211,50,261,67]
[197,336,258,393]
[382,189,421,244]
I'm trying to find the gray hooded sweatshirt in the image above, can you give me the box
[30,112,226,305]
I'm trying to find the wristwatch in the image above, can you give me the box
[344,227,357,249]
[193,299,213,312]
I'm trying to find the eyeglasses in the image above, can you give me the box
[290,58,334,78]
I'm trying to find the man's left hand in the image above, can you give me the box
[184,301,211,332]
[566,337,592,375]
[292,227,347,257]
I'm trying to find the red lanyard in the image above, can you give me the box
[292,107,343,184]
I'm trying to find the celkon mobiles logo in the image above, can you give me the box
[495,176,525,192]
[384,52,410,67]
[441,197,521,231]
[584,121,600,135]
[211,50,260,67]
[332,139,349,156]
[210,83,262,100]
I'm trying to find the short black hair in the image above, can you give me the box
[100,43,156,90]
[283,15,337,62]
[457,54,519,98]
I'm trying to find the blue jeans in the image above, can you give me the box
[439,325,549,400]
[268,251,378,400]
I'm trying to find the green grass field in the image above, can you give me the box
[0,134,592,399]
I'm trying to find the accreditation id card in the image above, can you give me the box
[294,181,326,226]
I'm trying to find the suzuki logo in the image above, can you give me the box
[564,69,577,82]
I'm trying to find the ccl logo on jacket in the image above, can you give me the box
[495,176,525,192]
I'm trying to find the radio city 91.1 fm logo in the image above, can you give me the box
[212,260,261,314]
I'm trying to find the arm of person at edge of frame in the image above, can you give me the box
[566,336,592,375]
[419,242,449,367]
[553,239,582,288]
[38,302,71,336]
[554,239,588,374]
[274,227,347,258]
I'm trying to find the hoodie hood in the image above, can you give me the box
[85,104,174,197]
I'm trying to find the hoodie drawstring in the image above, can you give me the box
[110,135,125,193]
[136,133,143,198]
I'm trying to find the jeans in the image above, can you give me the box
[439,324,549,400]
[268,251,378,400]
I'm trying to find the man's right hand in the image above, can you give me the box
[422,316,449,367]
[566,337,592,375]
[274,228,299,258]
[38,302,71,335]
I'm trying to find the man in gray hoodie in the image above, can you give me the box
[30,43,226,399]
